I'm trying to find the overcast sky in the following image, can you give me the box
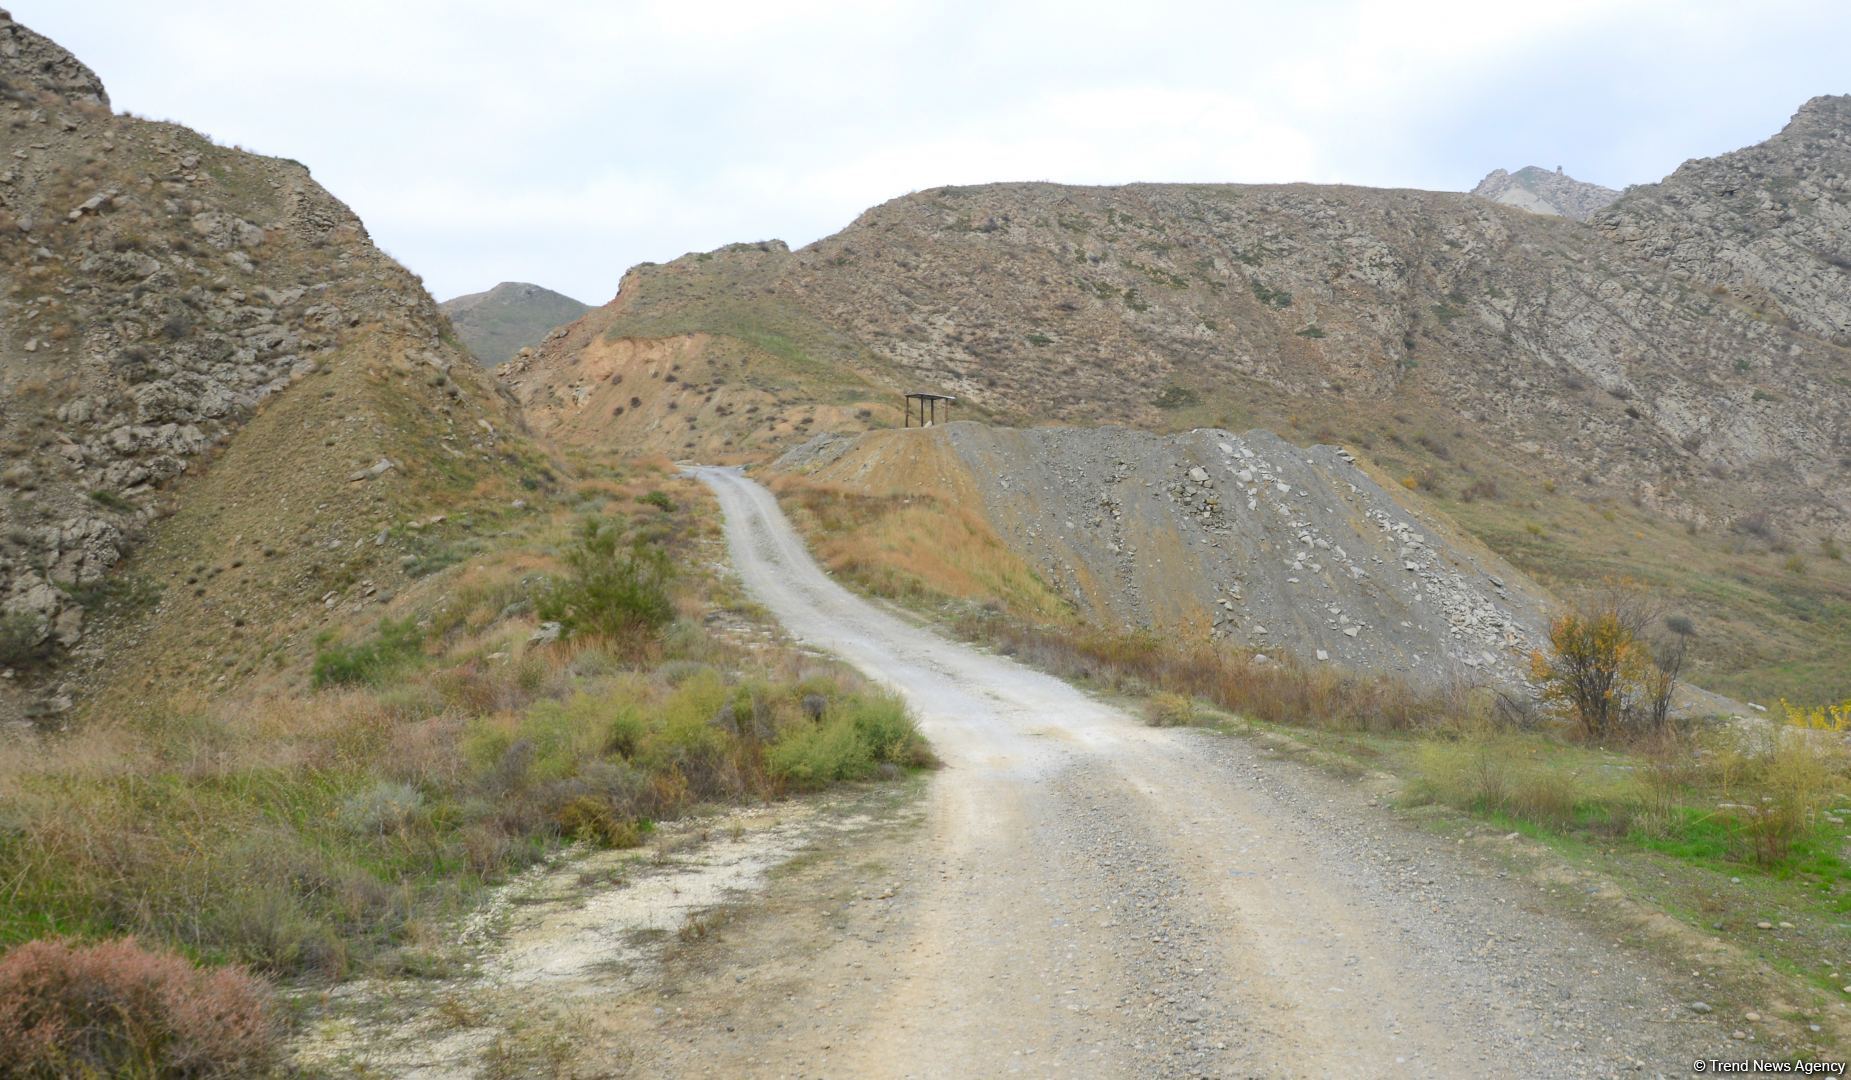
[23,1,1850,304]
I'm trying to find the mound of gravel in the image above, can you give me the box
[782,423,1551,690]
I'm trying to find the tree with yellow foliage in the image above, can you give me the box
[1529,589,1679,741]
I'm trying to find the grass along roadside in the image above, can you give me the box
[975,612,1850,1049]
[0,458,929,1069]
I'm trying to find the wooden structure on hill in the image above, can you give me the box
[904,392,956,428]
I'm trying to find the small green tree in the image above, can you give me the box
[537,520,675,644]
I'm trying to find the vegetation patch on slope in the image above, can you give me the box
[0,461,927,1054]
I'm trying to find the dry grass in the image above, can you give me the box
[773,475,1075,623]
[954,612,1463,735]
[0,465,926,1016]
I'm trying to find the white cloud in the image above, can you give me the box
[15,0,1848,301]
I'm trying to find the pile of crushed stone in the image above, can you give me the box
[778,423,1551,690]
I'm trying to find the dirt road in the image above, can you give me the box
[680,465,1726,1079]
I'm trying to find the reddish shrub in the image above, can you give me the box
[0,937,277,1078]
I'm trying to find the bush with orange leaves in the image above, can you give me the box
[0,936,276,1078]
[1529,591,1683,741]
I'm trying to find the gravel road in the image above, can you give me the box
[690,465,1728,1078]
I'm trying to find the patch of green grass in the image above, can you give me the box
[1249,278,1292,308]
[1152,385,1199,410]
[312,617,426,689]
[87,489,134,512]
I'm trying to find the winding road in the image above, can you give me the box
[686,465,1718,1078]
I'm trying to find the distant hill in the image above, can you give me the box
[441,282,590,365]
[1471,165,1619,220]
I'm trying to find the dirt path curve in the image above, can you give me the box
[689,466,1721,1078]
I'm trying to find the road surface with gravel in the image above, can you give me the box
[678,465,1728,1079]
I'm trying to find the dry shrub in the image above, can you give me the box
[0,937,277,1078]
[1530,587,1685,742]
[1637,728,1699,829]
[1145,692,1198,727]
[959,616,1459,735]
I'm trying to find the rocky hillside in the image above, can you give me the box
[440,281,589,366]
[780,424,1551,690]
[524,103,1850,542]
[516,97,1851,701]
[0,12,534,725]
[1470,166,1619,220]
[1592,95,1851,343]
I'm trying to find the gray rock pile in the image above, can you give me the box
[782,423,1550,690]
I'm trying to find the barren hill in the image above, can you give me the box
[440,281,589,366]
[515,98,1851,701]
[1471,165,1619,220]
[0,12,536,724]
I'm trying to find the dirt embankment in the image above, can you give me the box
[779,422,1552,690]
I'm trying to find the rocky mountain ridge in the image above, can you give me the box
[1591,94,1851,343]
[1470,165,1619,220]
[530,99,1850,540]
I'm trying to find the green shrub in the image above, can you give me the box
[843,692,923,762]
[555,796,643,848]
[767,690,925,788]
[0,612,50,670]
[639,670,729,771]
[311,618,425,689]
[87,489,134,512]
[767,713,875,788]
[537,521,675,644]
[1250,279,1293,308]
[637,490,676,512]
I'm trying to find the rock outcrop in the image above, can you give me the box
[1471,166,1619,220]
[1592,95,1851,343]
[0,9,107,108]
